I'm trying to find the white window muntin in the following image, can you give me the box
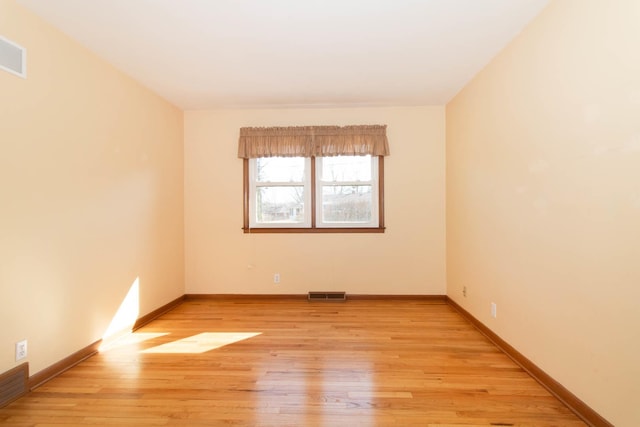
[249,157,312,228]
[315,155,379,228]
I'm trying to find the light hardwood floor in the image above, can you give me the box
[2,299,585,426]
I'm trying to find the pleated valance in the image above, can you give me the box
[237,125,389,158]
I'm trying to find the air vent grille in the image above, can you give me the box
[0,35,26,78]
[308,291,347,302]
[0,363,28,408]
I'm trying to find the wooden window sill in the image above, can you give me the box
[243,227,385,234]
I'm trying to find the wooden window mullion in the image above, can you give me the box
[310,156,316,228]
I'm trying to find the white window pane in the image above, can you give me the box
[322,185,372,223]
[256,186,305,223]
[256,157,305,182]
[321,156,371,182]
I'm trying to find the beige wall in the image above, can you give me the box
[185,107,445,295]
[5,0,634,423]
[446,0,640,425]
[0,1,184,374]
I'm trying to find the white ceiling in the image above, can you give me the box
[17,0,549,110]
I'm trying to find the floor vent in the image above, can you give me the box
[308,291,347,302]
[0,363,28,408]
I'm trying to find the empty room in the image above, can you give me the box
[0,0,637,425]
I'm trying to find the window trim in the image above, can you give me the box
[243,156,385,233]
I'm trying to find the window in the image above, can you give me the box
[316,155,378,228]
[245,155,383,232]
[250,157,311,228]
[238,125,389,233]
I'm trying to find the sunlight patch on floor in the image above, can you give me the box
[100,332,169,351]
[141,332,262,354]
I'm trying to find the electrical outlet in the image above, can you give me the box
[274,273,280,284]
[462,286,467,297]
[15,340,27,361]
[490,302,497,318]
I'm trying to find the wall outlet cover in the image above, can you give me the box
[15,340,27,361]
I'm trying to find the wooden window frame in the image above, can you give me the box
[243,156,385,233]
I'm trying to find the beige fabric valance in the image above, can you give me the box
[237,125,389,158]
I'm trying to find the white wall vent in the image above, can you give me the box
[0,35,26,78]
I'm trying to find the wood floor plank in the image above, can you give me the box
[1,299,585,426]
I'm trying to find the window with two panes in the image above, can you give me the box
[239,125,388,233]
